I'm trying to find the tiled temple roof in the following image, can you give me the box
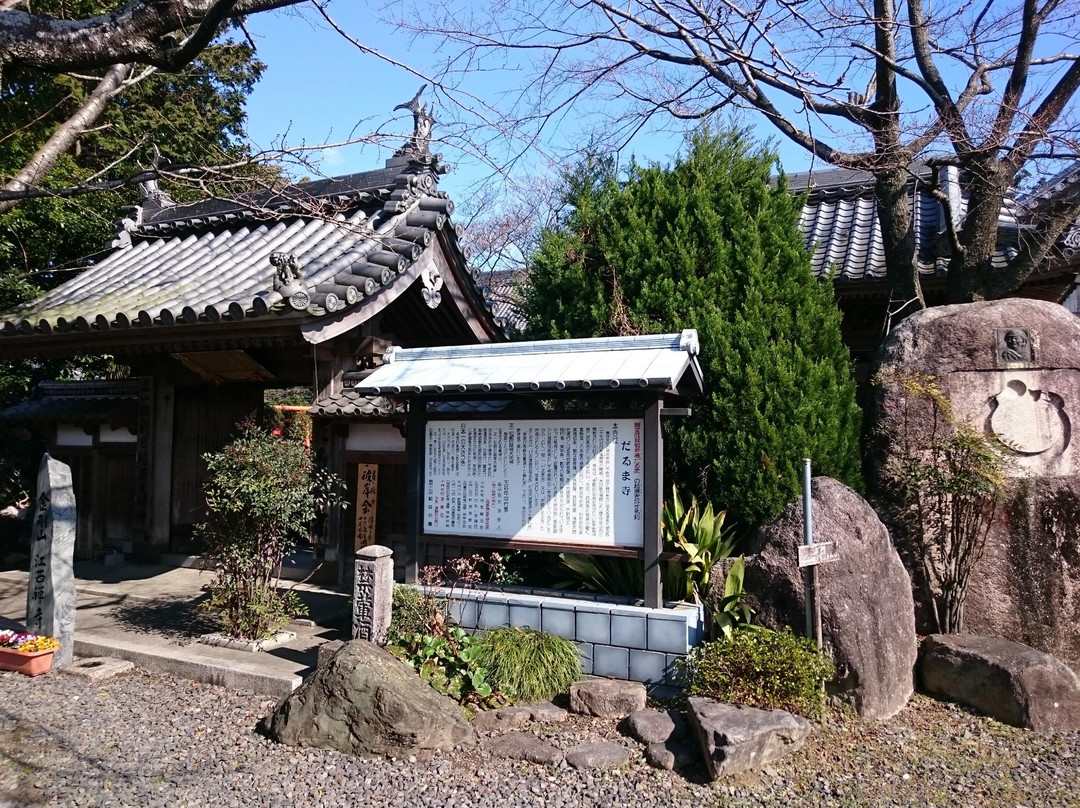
[790,164,1021,281]
[0,159,505,341]
[0,380,138,425]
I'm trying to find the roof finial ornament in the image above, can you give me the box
[393,84,435,159]
[138,144,174,209]
[270,252,312,311]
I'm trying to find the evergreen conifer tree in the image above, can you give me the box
[523,126,863,529]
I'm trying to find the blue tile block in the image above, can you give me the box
[593,645,629,679]
[540,603,576,639]
[508,602,541,630]
[576,608,611,645]
[664,654,685,685]
[575,641,594,676]
[647,614,690,653]
[629,649,669,684]
[610,613,647,650]
[448,598,478,629]
[476,600,510,630]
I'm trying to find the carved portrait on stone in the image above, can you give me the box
[997,328,1033,364]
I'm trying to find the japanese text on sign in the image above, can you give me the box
[424,419,643,547]
[354,464,379,551]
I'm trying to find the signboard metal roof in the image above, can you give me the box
[355,330,704,397]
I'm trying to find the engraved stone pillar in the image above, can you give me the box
[353,545,393,644]
[26,453,77,667]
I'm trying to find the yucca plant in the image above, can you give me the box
[661,486,739,603]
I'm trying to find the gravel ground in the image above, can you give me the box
[1,667,1077,808]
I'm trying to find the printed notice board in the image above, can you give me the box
[424,419,644,548]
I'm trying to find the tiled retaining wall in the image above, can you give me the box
[421,585,704,685]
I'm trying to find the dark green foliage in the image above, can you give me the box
[0,2,274,506]
[523,126,863,529]
[679,627,835,719]
[474,627,582,702]
[388,626,503,709]
[198,414,343,639]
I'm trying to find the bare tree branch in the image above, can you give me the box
[0,63,132,215]
[0,0,304,73]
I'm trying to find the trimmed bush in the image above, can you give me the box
[679,627,834,719]
[522,125,863,530]
[474,627,582,702]
[388,584,447,642]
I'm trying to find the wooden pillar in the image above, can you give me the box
[149,376,174,547]
[404,399,426,584]
[322,422,346,589]
[643,397,664,608]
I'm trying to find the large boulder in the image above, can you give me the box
[686,698,812,780]
[261,640,475,758]
[746,477,917,720]
[919,634,1080,733]
[872,300,1080,662]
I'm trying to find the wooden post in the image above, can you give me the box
[643,397,663,608]
[404,399,425,584]
[149,376,174,547]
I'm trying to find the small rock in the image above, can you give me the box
[644,739,698,771]
[569,680,646,718]
[486,732,564,765]
[565,741,632,770]
[495,706,534,729]
[687,698,813,780]
[626,708,685,744]
[523,702,568,723]
[644,742,675,770]
[316,640,345,669]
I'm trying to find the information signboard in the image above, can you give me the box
[424,419,644,547]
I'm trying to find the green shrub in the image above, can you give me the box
[679,627,834,719]
[474,627,582,702]
[522,125,863,531]
[388,584,447,641]
[197,413,344,640]
[388,625,502,710]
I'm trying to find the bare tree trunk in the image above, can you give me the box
[946,157,1011,303]
[0,63,131,215]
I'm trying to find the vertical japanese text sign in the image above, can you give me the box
[354,464,379,551]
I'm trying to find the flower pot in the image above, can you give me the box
[0,646,55,676]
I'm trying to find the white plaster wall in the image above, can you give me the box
[99,425,137,443]
[346,424,406,452]
[56,424,93,447]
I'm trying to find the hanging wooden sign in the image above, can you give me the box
[354,464,379,551]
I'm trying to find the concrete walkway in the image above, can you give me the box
[0,560,351,697]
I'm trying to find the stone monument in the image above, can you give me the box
[748,477,917,720]
[871,299,1080,662]
[353,545,393,644]
[26,453,77,667]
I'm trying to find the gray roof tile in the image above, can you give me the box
[0,163,502,339]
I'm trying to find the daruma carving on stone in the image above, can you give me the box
[873,299,1080,662]
[990,378,1068,457]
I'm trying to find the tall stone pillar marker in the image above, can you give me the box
[353,546,393,644]
[26,453,77,667]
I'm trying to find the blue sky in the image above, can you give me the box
[239,4,818,203]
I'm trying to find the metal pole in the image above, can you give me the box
[802,458,814,640]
